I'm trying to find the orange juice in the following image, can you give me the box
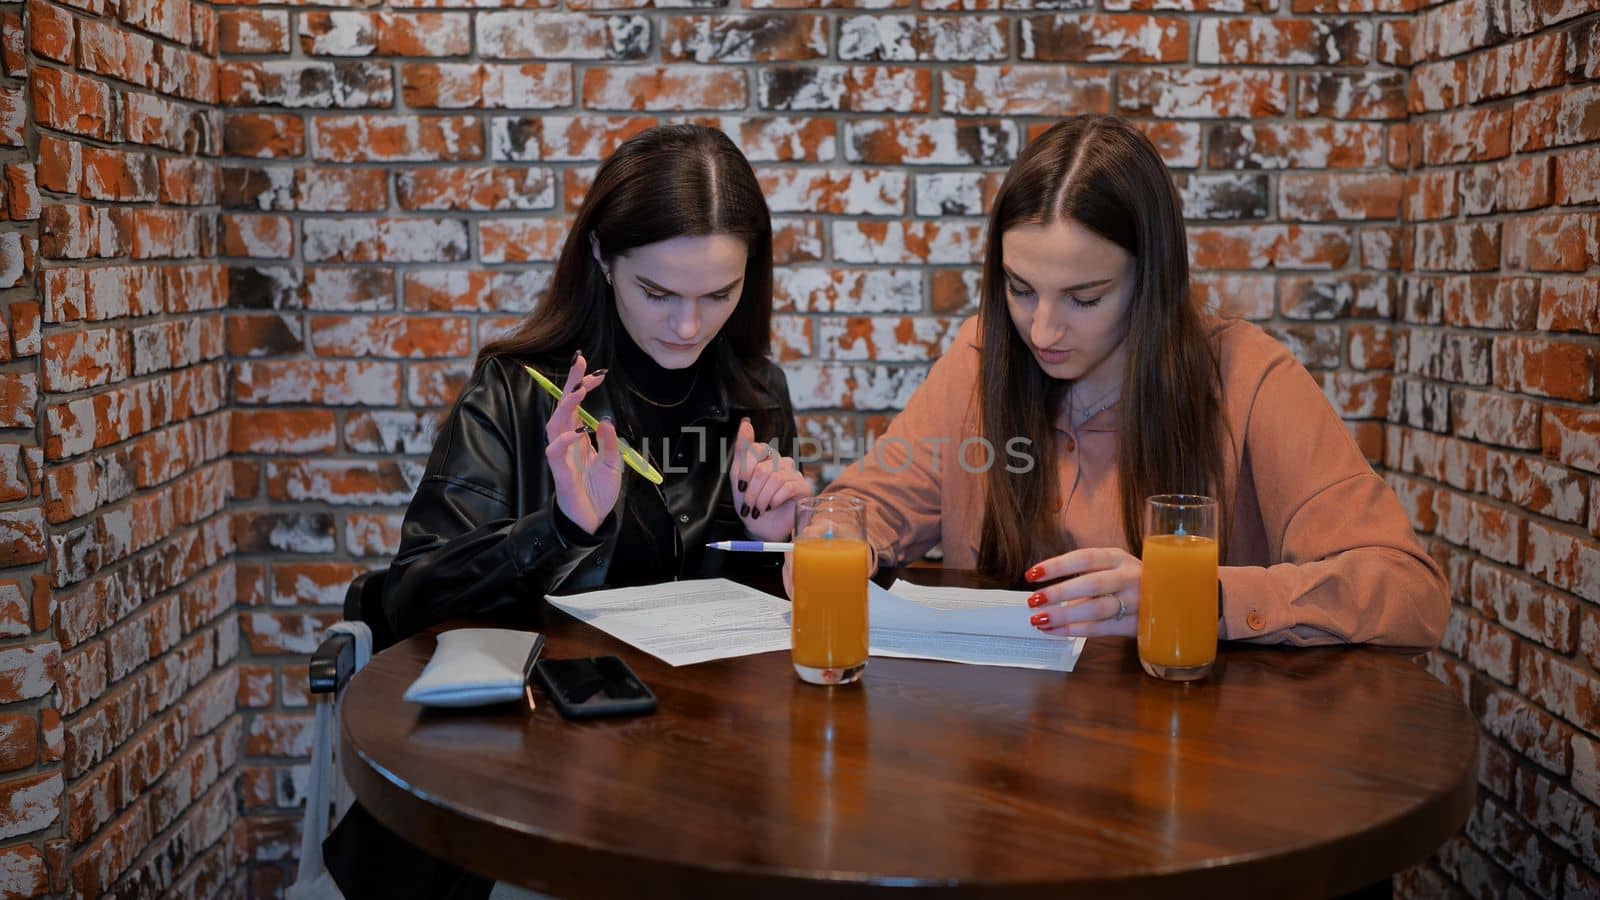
[1138,534,1219,670]
[792,537,869,672]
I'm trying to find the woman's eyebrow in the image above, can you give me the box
[635,275,742,295]
[1002,267,1111,292]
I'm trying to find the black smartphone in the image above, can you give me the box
[533,656,657,719]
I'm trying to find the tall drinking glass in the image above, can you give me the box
[1139,494,1219,681]
[791,495,870,685]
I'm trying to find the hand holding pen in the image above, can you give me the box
[543,351,622,535]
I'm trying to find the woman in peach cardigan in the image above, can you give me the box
[818,115,1448,648]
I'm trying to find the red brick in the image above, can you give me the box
[309,314,470,358]
[698,116,837,163]
[301,217,469,263]
[663,14,827,62]
[1189,225,1353,271]
[219,9,288,53]
[1537,277,1600,335]
[1119,69,1284,119]
[1444,276,1540,331]
[1422,107,1513,165]
[1543,405,1600,475]
[1208,122,1386,169]
[1514,83,1600,153]
[582,66,746,111]
[846,118,1017,166]
[401,62,571,109]
[28,0,74,63]
[1198,18,1370,66]
[829,221,982,265]
[1412,222,1500,272]
[1507,212,1599,272]
[312,114,482,162]
[395,166,554,211]
[31,68,114,140]
[221,214,293,259]
[1468,30,1568,103]
[1409,59,1466,113]
[346,513,404,556]
[1555,145,1600,206]
[230,410,336,455]
[0,773,61,841]
[1278,173,1402,222]
[0,12,23,76]
[759,65,930,113]
[479,218,568,264]
[1021,15,1187,63]
[1297,72,1407,120]
[837,14,1007,61]
[233,360,401,406]
[942,65,1110,116]
[223,113,305,159]
[760,168,905,216]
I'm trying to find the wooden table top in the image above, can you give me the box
[339,568,1477,899]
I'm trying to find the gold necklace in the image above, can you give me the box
[626,368,700,409]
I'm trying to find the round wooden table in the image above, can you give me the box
[340,568,1477,899]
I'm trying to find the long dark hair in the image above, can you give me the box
[479,124,777,421]
[976,115,1230,580]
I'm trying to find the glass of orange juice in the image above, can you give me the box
[791,495,870,686]
[1139,494,1219,682]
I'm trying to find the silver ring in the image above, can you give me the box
[1113,596,1126,621]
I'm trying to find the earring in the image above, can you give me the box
[603,269,613,286]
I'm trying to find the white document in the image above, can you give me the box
[869,580,1085,672]
[545,578,792,667]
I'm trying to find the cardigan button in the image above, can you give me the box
[1063,435,1076,452]
[1246,610,1265,631]
[678,513,690,523]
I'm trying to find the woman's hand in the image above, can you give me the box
[544,352,622,535]
[1023,547,1142,638]
[730,417,812,544]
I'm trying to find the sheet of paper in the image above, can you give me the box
[546,578,791,667]
[869,581,1084,672]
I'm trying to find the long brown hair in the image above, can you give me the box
[976,115,1229,581]
[479,124,777,423]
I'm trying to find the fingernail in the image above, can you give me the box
[751,508,761,520]
[1025,565,1045,582]
[1026,593,1047,608]
[740,504,750,517]
[574,426,585,434]
[589,368,608,378]
[1029,612,1050,627]
[600,415,612,423]
[571,350,581,365]
[737,480,748,492]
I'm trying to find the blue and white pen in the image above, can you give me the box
[705,540,794,553]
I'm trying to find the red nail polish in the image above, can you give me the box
[1027,593,1046,608]
[1026,566,1045,582]
[1029,612,1049,627]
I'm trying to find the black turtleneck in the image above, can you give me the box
[606,329,721,584]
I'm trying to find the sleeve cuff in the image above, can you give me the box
[1218,566,1291,641]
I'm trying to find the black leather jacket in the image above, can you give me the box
[381,351,800,639]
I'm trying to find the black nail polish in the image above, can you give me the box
[589,369,607,378]
[737,480,747,492]
[740,504,750,517]
[751,508,761,520]
[575,426,586,434]
[571,349,581,366]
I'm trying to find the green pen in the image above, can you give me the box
[524,365,665,486]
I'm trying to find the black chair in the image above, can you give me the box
[309,568,395,695]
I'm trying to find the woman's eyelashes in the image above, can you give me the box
[1005,282,1103,309]
[641,289,736,303]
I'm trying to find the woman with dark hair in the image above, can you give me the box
[812,115,1448,648]
[380,123,811,641]
[328,124,811,899]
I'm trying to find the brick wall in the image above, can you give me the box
[0,0,1590,897]
[1393,4,1600,899]
[2,0,245,892]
